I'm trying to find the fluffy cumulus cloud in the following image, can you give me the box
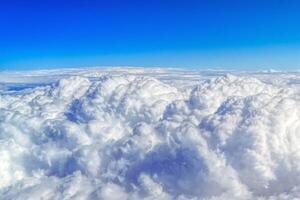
[1,68,300,200]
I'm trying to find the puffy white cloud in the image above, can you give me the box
[1,68,300,199]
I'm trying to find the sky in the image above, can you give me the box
[1,0,300,70]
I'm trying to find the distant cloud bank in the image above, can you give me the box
[1,68,300,199]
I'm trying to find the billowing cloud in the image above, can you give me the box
[1,68,300,199]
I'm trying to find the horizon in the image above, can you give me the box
[1,64,300,73]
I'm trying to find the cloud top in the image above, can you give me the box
[1,69,300,199]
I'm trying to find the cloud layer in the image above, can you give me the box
[1,69,300,199]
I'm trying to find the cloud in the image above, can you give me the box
[0,69,300,199]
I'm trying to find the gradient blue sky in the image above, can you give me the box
[1,0,300,70]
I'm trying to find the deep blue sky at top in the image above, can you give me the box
[1,0,300,70]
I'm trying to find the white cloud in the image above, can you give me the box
[1,68,300,199]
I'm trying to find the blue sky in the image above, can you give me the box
[1,0,300,70]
